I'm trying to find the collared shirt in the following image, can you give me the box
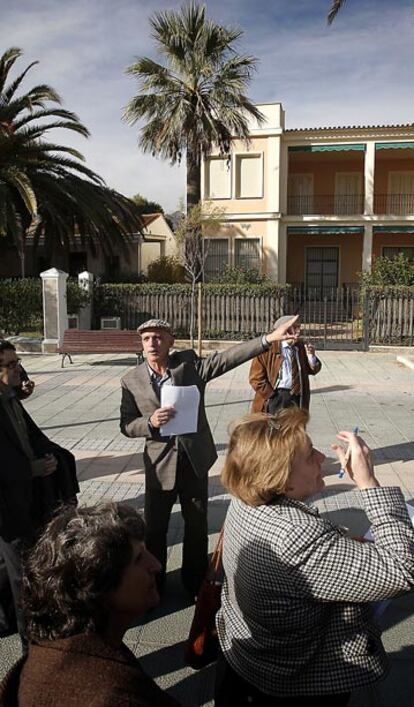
[146,363,173,400]
[276,342,298,389]
[276,342,317,389]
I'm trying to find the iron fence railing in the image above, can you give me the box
[92,284,414,348]
[287,194,364,215]
[374,193,414,215]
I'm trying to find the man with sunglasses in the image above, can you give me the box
[0,341,78,646]
[0,340,35,399]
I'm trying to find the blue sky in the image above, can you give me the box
[3,0,414,211]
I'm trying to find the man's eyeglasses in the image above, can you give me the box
[1,358,21,370]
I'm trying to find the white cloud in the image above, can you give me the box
[3,0,414,210]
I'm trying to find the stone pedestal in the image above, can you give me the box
[40,268,68,353]
[77,270,94,329]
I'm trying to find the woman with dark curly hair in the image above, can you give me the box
[0,503,180,706]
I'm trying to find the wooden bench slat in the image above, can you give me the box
[57,330,143,366]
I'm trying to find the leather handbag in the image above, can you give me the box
[184,527,224,670]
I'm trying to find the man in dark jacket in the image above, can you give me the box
[0,341,79,644]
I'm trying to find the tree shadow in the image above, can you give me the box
[43,417,119,430]
[76,453,145,482]
[206,399,252,409]
[311,385,353,395]
[89,358,139,366]
[372,442,414,466]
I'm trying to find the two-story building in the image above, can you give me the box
[202,103,414,295]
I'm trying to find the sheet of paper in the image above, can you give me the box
[160,385,200,436]
[364,502,414,616]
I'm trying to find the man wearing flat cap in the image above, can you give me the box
[120,315,299,599]
[249,315,322,414]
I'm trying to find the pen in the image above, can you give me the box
[338,427,359,478]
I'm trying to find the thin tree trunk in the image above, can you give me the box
[190,278,196,348]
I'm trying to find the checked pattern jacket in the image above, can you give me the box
[217,487,414,697]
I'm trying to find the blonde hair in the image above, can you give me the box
[221,407,309,506]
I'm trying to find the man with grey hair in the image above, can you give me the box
[120,316,299,600]
[249,315,322,414]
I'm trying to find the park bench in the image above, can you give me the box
[58,330,144,368]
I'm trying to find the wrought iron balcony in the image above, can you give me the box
[287,194,364,215]
[374,194,414,215]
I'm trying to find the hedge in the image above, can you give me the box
[0,278,90,336]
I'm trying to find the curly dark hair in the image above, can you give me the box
[22,503,145,642]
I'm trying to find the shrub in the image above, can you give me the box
[0,278,90,335]
[212,265,271,285]
[0,278,42,335]
[147,256,186,283]
[359,253,414,287]
[67,279,91,313]
[98,271,148,284]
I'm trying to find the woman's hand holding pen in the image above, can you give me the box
[332,431,380,491]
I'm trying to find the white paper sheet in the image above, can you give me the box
[160,385,200,436]
[364,502,414,616]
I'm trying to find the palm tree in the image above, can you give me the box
[124,2,263,213]
[0,47,142,276]
[327,1,346,25]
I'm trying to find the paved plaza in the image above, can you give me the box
[1,347,414,705]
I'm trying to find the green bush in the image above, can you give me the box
[212,265,271,285]
[0,278,90,335]
[67,279,92,313]
[147,256,186,283]
[98,271,148,284]
[0,278,42,335]
[359,254,414,287]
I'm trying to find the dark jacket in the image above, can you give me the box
[0,633,180,706]
[0,398,79,542]
[249,340,322,413]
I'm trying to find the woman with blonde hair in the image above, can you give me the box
[215,408,414,706]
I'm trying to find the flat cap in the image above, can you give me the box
[137,319,173,335]
[272,315,299,330]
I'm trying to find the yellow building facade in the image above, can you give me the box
[202,103,414,293]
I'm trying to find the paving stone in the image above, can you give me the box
[1,351,414,705]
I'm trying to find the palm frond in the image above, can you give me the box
[327,0,346,25]
[125,2,262,179]
[1,46,140,262]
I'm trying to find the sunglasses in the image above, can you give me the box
[1,357,21,370]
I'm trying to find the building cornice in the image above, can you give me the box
[284,127,414,144]
[221,211,281,221]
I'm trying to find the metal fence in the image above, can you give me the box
[92,284,414,348]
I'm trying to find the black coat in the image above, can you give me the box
[0,399,79,543]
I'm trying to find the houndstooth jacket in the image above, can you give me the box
[216,487,414,697]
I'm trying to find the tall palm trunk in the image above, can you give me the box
[186,147,202,344]
[16,231,26,278]
[186,149,201,212]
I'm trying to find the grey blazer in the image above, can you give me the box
[120,337,266,490]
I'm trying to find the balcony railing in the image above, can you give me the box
[374,194,414,215]
[287,194,364,215]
